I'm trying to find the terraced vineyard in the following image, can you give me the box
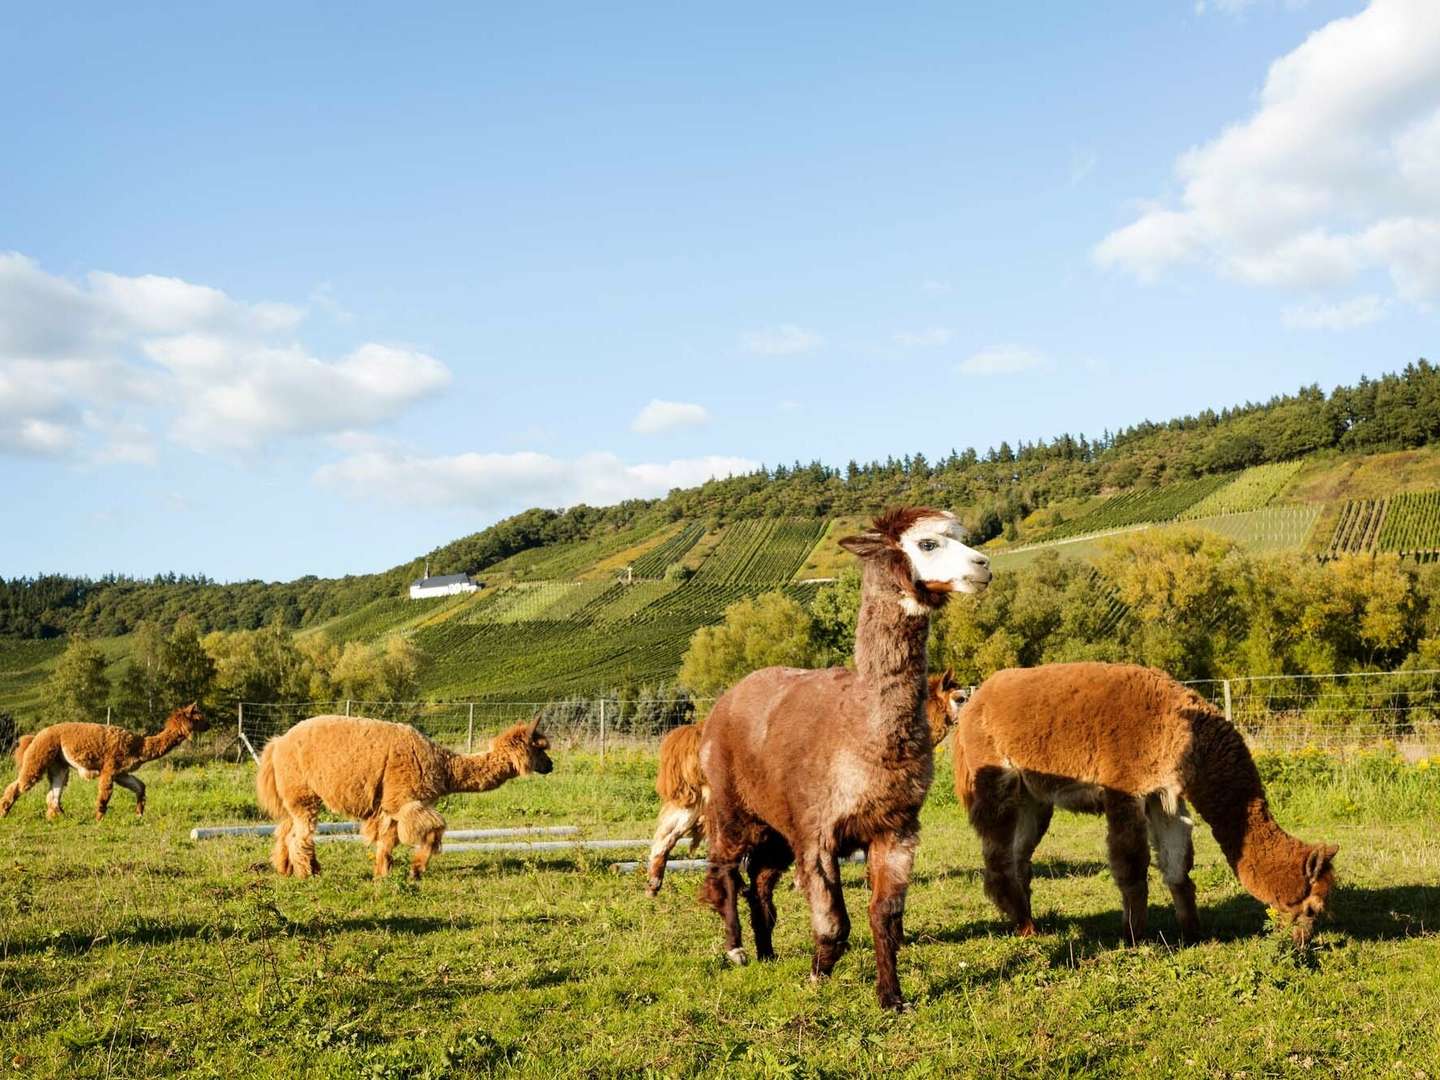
[1327,498,1389,555]
[1182,505,1322,553]
[1044,475,1231,539]
[481,520,666,582]
[692,518,828,584]
[1178,460,1305,519]
[1377,490,1440,554]
[630,523,706,578]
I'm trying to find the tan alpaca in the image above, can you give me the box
[0,704,208,821]
[955,662,1339,945]
[643,671,969,897]
[256,714,553,880]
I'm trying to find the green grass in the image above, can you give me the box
[1180,505,1322,553]
[1178,461,1307,519]
[0,752,1437,1076]
[0,638,66,717]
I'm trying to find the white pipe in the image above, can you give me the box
[190,823,580,841]
[610,859,707,873]
[442,838,649,853]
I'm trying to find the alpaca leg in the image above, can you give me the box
[285,803,320,878]
[1012,796,1053,929]
[1104,793,1151,944]
[409,824,444,880]
[0,752,48,817]
[867,830,918,1011]
[743,831,793,962]
[114,774,145,815]
[1147,796,1200,941]
[94,769,115,820]
[646,802,702,897]
[796,848,850,980]
[969,767,1031,933]
[393,801,446,880]
[372,817,400,879]
[45,764,69,820]
[271,817,294,876]
[700,790,755,966]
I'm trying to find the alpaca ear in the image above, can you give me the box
[941,667,957,691]
[1305,843,1339,882]
[527,716,543,737]
[838,530,888,558]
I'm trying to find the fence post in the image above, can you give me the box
[1222,679,1233,726]
[345,699,352,717]
[467,703,475,753]
[599,699,607,764]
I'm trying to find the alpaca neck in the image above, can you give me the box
[444,749,518,794]
[138,723,189,763]
[853,559,932,751]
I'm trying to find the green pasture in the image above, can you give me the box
[2,750,1438,1077]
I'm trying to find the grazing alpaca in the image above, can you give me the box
[644,672,968,897]
[699,507,991,1009]
[256,714,553,880]
[0,704,208,821]
[955,662,1339,945]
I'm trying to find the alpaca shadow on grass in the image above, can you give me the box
[914,857,1108,887]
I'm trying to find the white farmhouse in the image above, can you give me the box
[408,572,479,600]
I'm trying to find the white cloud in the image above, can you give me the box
[893,327,953,347]
[741,324,823,356]
[958,344,1047,376]
[1097,0,1440,305]
[630,399,710,434]
[1196,0,1312,14]
[314,450,760,509]
[1282,294,1391,330]
[0,252,451,461]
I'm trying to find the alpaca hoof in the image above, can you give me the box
[1015,921,1037,937]
[725,947,748,966]
[879,995,912,1013]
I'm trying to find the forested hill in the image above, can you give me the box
[4,359,1439,641]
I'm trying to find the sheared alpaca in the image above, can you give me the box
[700,508,991,1009]
[644,671,970,896]
[0,704,207,821]
[257,714,553,880]
[955,662,1339,945]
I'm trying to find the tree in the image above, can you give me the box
[811,569,861,660]
[45,636,111,723]
[163,614,216,709]
[679,592,823,696]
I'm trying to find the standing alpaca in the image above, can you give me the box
[700,508,991,1009]
[257,714,553,880]
[644,671,968,897]
[955,662,1339,945]
[0,704,208,820]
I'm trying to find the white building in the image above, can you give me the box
[409,572,479,600]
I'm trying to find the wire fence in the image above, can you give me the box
[218,669,1440,766]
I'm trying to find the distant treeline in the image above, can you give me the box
[4,360,1438,640]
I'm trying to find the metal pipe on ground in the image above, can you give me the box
[190,823,581,841]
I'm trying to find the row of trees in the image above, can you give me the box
[679,529,1440,695]
[39,619,424,728]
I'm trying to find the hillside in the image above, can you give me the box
[7,361,1440,714]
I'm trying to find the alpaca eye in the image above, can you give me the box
[918,539,939,552]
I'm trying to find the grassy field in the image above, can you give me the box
[2,751,1438,1077]
[1284,448,1440,504]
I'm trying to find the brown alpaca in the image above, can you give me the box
[0,704,208,821]
[644,671,969,896]
[256,714,553,880]
[955,662,1339,945]
[699,508,991,1009]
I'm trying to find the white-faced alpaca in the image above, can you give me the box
[256,714,553,880]
[956,662,1339,945]
[700,507,991,1010]
[644,672,969,897]
[0,704,208,821]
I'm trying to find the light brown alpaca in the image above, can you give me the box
[955,662,1339,945]
[0,704,208,820]
[644,671,969,896]
[256,714,553,880]
[700,508,991,1009]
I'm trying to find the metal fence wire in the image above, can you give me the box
[230,669,1440,765]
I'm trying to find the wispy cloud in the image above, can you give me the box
[630,399,710,434]
[741,324,823,356]
[1282,294,1391,330]
[893,327,953,348]
[958,344,1047,376]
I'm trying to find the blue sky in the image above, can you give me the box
[2,1,1436,581]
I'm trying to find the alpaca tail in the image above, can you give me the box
[255,742,283,819]
[12,734,33,769]
[655,723,706,809]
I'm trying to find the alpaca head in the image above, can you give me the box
[491,718,554,775]
[926,668,969,743]
[1276,841,1339,945]
[839,507,992,610]
[167,702,208,734]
